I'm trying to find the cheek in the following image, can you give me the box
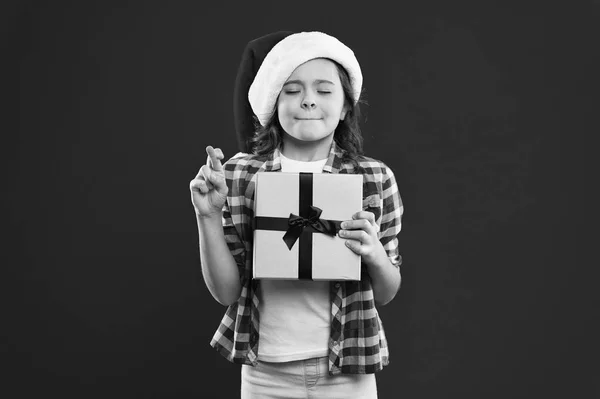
[327,95,345,114]
[277,99,293,119]
[277,103,295,131]
[326,105,344,121]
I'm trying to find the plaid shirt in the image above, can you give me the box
[209,141,403,375]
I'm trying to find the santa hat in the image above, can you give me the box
[233,31,363,153]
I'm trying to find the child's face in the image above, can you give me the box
[277,58,347,144]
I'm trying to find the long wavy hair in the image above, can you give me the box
[250,59,365,164]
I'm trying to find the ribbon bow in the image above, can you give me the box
[282,206,339,250]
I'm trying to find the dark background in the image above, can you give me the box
[3,1,595,398]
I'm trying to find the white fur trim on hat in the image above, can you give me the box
[248,31,363,126]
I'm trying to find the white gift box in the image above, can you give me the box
[252,172,363,280]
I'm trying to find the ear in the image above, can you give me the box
[340,105,349,121]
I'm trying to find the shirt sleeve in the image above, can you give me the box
[378,166,404,267]
[221,192,247,283]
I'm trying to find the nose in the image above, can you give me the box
[301,94,316,110]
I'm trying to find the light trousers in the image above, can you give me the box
[241,356,378,399]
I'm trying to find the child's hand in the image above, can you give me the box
[339,211,388,267]
[190,146,228,218]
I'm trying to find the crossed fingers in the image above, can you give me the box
[196,146,224,192]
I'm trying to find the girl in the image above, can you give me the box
[190,31,403,399]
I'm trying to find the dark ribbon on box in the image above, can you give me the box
[254,172,342,279]
[282,206,338,250]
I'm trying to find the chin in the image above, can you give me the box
[292,132,327,142]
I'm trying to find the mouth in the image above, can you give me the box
[296,118,322,120]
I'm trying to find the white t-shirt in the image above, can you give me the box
[257,153,331,362]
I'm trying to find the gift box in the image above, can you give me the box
[252,172,363,280]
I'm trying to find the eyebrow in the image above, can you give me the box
[283,79,335,86]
